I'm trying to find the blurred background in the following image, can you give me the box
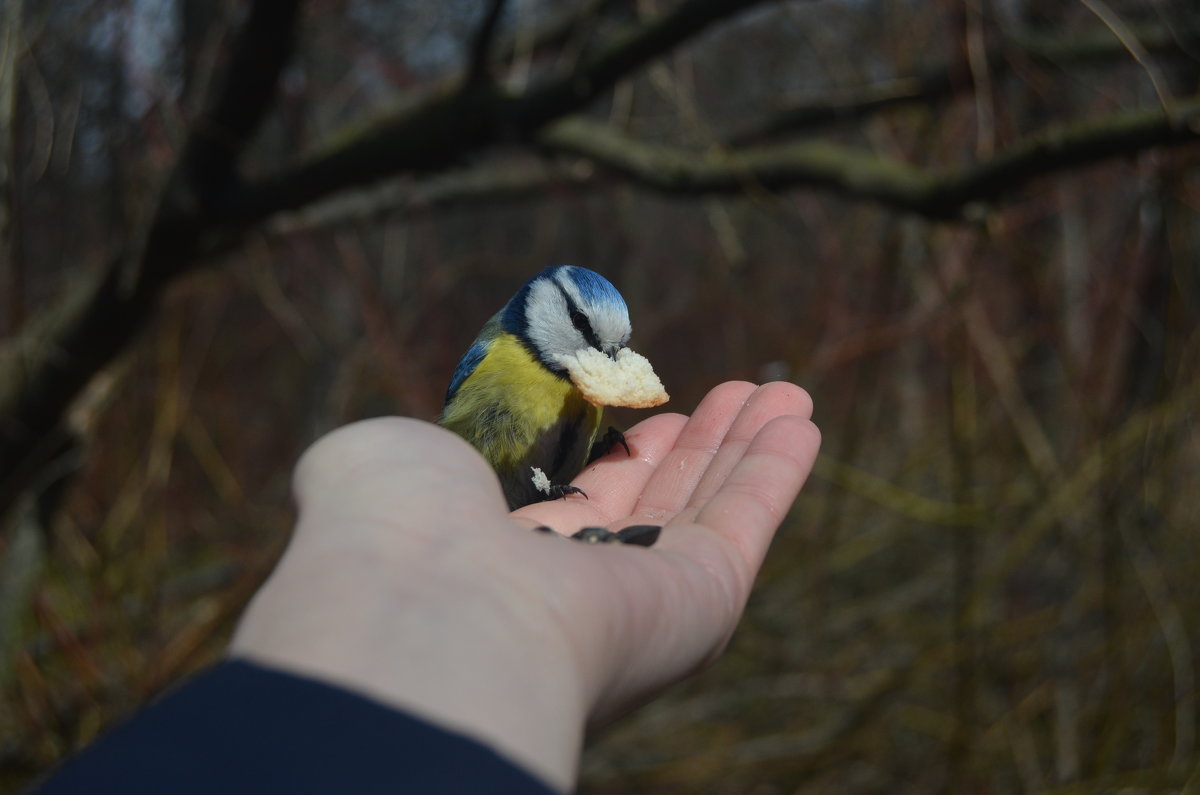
[2,0,1199,792]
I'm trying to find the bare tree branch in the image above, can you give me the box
[466,0,509,86]
[727,22,1200,145]
[538,95,1200,217]
[1,0,24,336]
[274,89,1200,233]
[175,0,302,229]
[493,0,631,68]
[268,160,589,233]
[236,0,777,220]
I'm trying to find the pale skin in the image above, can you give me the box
[231,381,820,792]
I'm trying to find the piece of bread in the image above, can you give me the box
[555,347,670,409]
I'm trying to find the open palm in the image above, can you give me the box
[509,380,819,723]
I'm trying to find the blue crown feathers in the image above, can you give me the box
[501,266,626,336]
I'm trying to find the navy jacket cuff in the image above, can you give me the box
[32,659,560,794]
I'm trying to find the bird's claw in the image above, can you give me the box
[548,484,588,501]
[589,426,630,462]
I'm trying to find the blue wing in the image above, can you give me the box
[445,338,491,406]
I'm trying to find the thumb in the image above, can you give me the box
[291,418,509,540]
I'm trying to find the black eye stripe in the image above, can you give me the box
[556,284,604,351]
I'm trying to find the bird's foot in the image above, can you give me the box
[589,426,630,462]
[530,467,588,502]
[548,483,588,501]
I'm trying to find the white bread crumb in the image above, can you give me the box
[530,467,552,495]
[555,347,669,409]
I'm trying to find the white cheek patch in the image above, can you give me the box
[554,347,670,409]
[525,281,589,364]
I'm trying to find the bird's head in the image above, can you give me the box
[502,265,632,375]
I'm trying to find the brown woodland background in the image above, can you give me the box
[2,0,1200,792]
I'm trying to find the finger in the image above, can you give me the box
[686,415,821,572]
[686,382,814,509]
[291,418,513,553]
[572,412,689,518]
[294,417,504,518]
[629,381,759,522]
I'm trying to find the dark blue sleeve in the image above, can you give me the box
[32,660,560,795]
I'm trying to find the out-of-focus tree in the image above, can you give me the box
[1,1,1198,791]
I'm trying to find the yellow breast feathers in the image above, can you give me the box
[440,332,595,471]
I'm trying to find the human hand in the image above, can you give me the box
[230,381,819,790]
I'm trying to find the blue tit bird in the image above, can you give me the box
[440,265,662,511]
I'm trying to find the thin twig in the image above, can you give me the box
[466,0,508,87]
[1076,0,1175,116]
